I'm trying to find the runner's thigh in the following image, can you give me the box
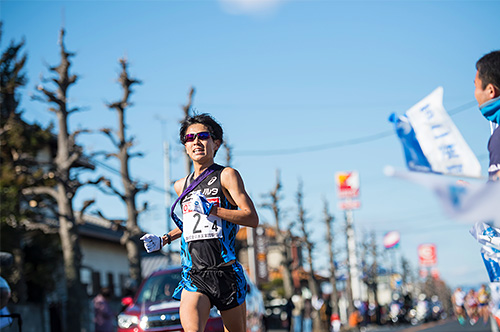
[180,290,212,332]
[220,301,246,332]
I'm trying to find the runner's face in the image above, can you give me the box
[184,123,220,162]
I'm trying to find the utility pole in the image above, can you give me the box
[157,116,173,261]
[345,208,360,315]
[324,199,339,315]
[163,139,172,260]
[370,231,381,324]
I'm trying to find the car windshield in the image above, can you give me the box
[135,272,181,304]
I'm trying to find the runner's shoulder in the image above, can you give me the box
[174,176,188,196]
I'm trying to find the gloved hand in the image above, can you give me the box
[191,192,214,216]
[140,234,162,253]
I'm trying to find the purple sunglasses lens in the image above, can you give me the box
[184,132,211,142]
[197,132,211,140]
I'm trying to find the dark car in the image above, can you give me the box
[117,266,266,332]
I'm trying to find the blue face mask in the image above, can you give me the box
[480,96,500,124]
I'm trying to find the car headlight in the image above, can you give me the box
[117,313,140,329]
[139,316,149,330]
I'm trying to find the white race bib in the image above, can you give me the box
[182,197,222,242]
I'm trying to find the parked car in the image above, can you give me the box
[117,266,266,332]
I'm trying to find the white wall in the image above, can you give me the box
[80,238,129,296]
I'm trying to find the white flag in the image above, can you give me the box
[385,167,500,224]
[391,87,481,178]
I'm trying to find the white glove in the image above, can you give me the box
[190,192,214,216]
[140,234,162,253]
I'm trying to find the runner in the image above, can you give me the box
[477,284,490,324]
[465,289,479,325]
[140,113,259,332]
[452,287,466,325]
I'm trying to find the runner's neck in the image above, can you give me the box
[193,162,215,179]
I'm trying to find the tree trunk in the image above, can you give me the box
[57,184,85,331]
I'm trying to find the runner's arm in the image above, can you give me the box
[157,177,187,246]
[212,167,259,228]
[160,227,182,246]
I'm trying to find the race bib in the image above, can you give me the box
[182,197,222,242]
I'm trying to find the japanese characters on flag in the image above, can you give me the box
[390,87,481,178]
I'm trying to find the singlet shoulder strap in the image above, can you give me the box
[182,172,195,192]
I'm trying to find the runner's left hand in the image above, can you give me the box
[191,192,214,216]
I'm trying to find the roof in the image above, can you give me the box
[77,213,123,243]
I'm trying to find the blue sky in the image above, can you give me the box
[2,0,499,290]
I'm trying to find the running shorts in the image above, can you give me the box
[176,262,247,311]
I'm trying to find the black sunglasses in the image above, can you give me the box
[184,131,211,143]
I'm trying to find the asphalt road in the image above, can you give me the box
[366,318,497,332]
[268,319,498,332]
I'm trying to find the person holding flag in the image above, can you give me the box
[141,113,259,332]
[470,49,500,327]
[474,50,500,182]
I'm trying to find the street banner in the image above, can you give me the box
[418,243,437,267]
[430,267,440,279]
[335,171,360,199]
[254,226,268,284]
[389,87,481,178]
[385,167,500,223]
[383,231,400,249]
[338,200,361,211]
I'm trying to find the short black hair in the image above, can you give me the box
[476,50,500,90]
[179,113,223,144]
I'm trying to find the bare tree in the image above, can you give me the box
[296,178,321,331]
[369,231,381,323]
[223,140,232,167]
[323,199,339,315]
[25,28,91,331]
[98,57,147,287]
[261,169,294,298]
[181,86,195,174]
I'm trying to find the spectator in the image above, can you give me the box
[348,309,363,332]
[291,292,304,332]
[303,298,313,332]
[93,287,116,332]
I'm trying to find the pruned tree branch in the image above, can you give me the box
[76,199,95,224]
[22,186,58,200]
[100,127,119,148]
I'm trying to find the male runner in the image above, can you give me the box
[141,113,259,332]
[452,287,466,325]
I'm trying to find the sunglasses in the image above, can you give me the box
[184,131,211,143]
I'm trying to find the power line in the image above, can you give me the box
[92,159,167,194]
[91,100,479,188]
[235,100,477,157]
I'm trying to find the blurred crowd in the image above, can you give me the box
[452,284,491,326]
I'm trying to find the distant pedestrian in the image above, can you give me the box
[93,287,116,332]
[465,289,479,325]
[477,284,490,324]
[348,309,362,332]
[303,298,313,332]
[330,312,341,332]
[452,287,466,325]
[291,292,304,332]
[284,297,294,331]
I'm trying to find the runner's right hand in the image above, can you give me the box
[140,234,162,253]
